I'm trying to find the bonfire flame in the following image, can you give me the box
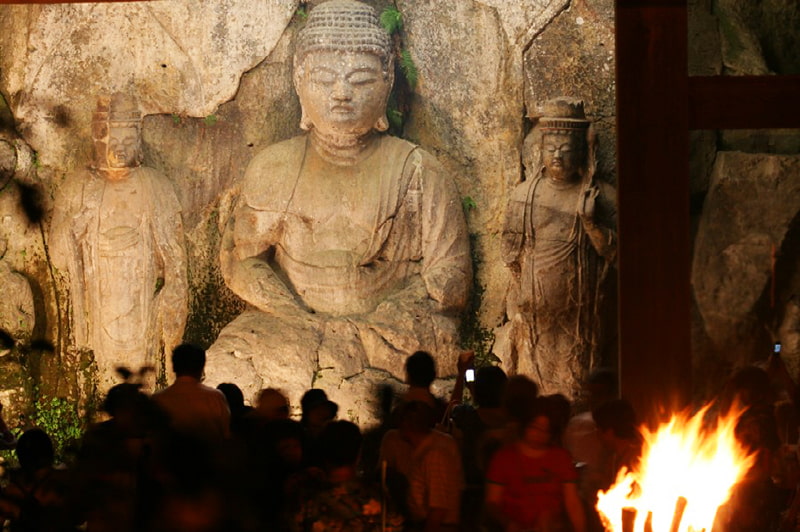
[596,404,757,532]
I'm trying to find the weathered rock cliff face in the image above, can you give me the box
[688,0,800,396]
[693,153,800,370]
[0,0,616,423]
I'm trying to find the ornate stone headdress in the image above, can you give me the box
[295,0,393,69]
[92,93,141,130]
[536,97,591,131]
[523,96,596,180]
[91,93,142,169]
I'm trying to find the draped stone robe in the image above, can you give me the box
[50,166,188,389]
[500,167,616,397]
[206,134,472,403]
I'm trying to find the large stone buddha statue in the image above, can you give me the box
[205,0,472,408]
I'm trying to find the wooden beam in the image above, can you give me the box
[689,75,800,130]
[618,0,686,6]
[616,2,692,420]
[0,1,144,3]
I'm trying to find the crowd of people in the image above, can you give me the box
[0,344,799,532]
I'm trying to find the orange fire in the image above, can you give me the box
[596,404,757,532]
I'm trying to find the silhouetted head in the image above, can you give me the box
[256,388,290,421]
[103,382,144,416]
[502,374,539,425]
[217,382,247,415]
[543,393,572,444]
[266,418,306,466]
[474,366,508,408]
[300,388,338,427]
[583,367,619,410]
[103,382,164,434]
[16,428,54,472]
[593,398,639,441]
[171,343,206,380]
[318,420,362,469]
[405,350,436,388]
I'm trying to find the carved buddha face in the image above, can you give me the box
[542,131,584,182]
[296,51,391,138]
[105,125,140,169]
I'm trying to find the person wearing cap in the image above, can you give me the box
[300,389,339,438]
[499,97,617,398]
[50,92,188,391]
[207,0,471,406]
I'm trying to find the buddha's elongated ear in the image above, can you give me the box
[294,57,314,131]
[299,106,313,131]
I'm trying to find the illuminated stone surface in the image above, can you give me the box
[0,0,298,170]
[49,94,189,390]
[204,0,472,411]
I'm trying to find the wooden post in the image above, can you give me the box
[669,496,688,532]
[616,0,692,420]
[622,508,637,532]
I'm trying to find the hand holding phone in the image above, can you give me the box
[774,342,782,356]
[458,350,475,374]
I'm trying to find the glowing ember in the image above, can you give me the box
[596,404,757,532]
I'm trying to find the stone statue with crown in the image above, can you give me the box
[204,0,472,408]
[497,97,617,398]
[50,93,188,391]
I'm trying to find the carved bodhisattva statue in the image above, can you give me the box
[50,93,188,390]
[205,0,472,403]
[498,98,616,398]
